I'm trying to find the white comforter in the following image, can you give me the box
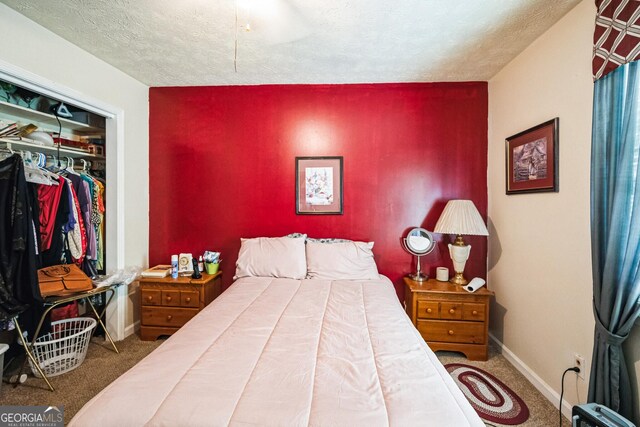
[71,276,483,426]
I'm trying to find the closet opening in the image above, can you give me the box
[0,60,127,342]
[0,78,108,273]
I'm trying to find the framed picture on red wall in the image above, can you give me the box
[296,156,343,214]
[505,118,559,195]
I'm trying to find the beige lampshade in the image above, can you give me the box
[434,200,488,236]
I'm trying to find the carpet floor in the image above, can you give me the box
[437,347,570,427]
[0,334,566,426]
[0,335,163,424]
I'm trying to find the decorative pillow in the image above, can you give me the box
[306,237,352,244]
[234,236,307,280]
[306,241,379,280]
[285,233,307,239]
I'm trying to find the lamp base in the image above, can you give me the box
[448,238,471,286]
[449,271,468,286]
[408,272,429,282]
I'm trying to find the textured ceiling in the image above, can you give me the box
[2,0,582,86]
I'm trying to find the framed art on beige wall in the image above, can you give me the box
[505,118,559,195]
[296,156,343,214]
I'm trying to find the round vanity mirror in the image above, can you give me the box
[406,229,434,254]
[403,227,435,281]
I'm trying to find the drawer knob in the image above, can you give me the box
[472,310,478,315]
[448,330,454,335]
[166,296,172,302]
[449,308,455,314]
[146,296,152,302]
[186,297,191,303]
[167,315,173,321]
[426,308,432,313]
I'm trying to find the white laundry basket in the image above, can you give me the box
[27,317,97,378]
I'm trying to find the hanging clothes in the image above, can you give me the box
[81,172,105,271]
[66,173,94,260]
[0,155,39,321]
[61,176,86,264]
[40,179,72,267]
[37,177,64,251]
[61,177,76,233]
[0,154,106,324]
[94,179,105,270]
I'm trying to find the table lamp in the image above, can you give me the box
[434,200,488,285]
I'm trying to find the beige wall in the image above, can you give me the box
[625,325,640,422]
[488,0,595,413]
[0,4,149,333]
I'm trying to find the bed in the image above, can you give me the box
[70,238,483,426]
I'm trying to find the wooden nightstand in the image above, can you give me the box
[404,277,494,361]
[139,271,222,341]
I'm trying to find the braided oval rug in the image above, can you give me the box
[445,363,530,425]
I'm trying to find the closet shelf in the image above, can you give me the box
[0,138,105,160]
[0,100,104,134]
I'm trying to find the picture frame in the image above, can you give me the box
[505,118,559,195]
[296,156,343,215]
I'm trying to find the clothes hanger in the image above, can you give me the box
[37,153,46,168]
[0,148,13,160]
[35,152,59,185]
[80,159,97,178]
[63,156,80,176]
[42,154,63,183]
[23,150,52,185]
[25,150,56,185]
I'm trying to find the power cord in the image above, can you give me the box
[560,367,580,427]
[53,106,62,169]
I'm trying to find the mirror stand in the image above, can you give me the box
[408,254,429,282]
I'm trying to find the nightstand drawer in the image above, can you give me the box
[417,320,485,344]
[181,291,199,307]
[405,277,493,360]
[141,289,161,306]
[440,302,463,320]
[462,303,485,321]
[162,290,180,307]
[139,271,222,341]
[142,307,198,327]
[417,301,439,319]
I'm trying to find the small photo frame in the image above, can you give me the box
[296,156,343,215]
[506,118,559,195]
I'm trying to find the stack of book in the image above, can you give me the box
[0,123,38,139]
[141,265,171,278]
[0,123,19,138]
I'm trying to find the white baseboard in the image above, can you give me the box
[489,332,573,420]
[124,321,140,339]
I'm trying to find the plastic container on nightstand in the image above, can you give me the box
[205,263,219,275]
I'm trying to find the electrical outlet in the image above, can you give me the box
[574,353,585,380]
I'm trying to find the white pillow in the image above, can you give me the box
[234,236,307,280]
[306,241,379,280]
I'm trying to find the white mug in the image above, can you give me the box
[436,267,449,282]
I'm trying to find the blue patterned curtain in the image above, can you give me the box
[589,60,640,418]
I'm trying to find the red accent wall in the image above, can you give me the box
[149,83,488,298]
